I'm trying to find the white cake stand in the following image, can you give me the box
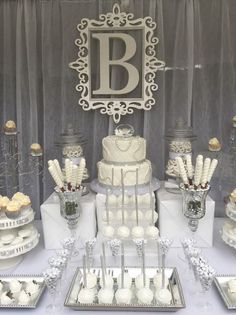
[90,177,160,195]
[0,210,40,269]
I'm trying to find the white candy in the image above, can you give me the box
[131,226,144,239]
[146,226,159,239]
[145,210,158,223]
[135,274,150,289]
[153,272,169,289]
[102,211,114,222]
[137,287,153,304]
[0,292,14,305]
[207,159,218,183]
[130,210,144,221]
[102,225,115,239]
[115,288,132,304]
[186,155,193,179]
[194,159,203,187]
[98,288,114,304]
[155,288,172,304]
[176,157,188,185]
[77,288,95,304]
[18,290,31,305]
[117,226,130,239]
[117,273,132,289]
[10,279,22,293]
[86,273,97,289]
[116,210,129,221]
[100,274,114,289]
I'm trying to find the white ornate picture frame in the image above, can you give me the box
[69,4,165,123]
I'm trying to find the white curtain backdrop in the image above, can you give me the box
[0,0,236,217]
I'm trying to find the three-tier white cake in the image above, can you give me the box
[97,128,152,187]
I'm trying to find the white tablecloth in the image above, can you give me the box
[1,218,235,314]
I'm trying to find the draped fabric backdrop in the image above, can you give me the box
[0,0,236,217]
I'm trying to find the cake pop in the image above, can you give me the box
[115,288,132,304]
[131,226,144,239]
[137,287,153,304]
[102,225,115,239]
[117,225,130,239]
[77,256,95,304]
[98,255,114,304]
[146,226,159,239]
[155,288,172,304]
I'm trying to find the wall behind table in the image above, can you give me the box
[0,0,236,217]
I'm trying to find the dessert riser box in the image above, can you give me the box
[96,193,157,234]
[40,192,96,249]
[158,187,215,247]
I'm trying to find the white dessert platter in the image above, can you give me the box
[90,177,160,195]
[0,224,40,269]
[214,275,236,309]
[0,208,35,230]
[64,267,185,311]
[0,274,45,308]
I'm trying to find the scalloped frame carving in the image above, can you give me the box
[69,3,165,123]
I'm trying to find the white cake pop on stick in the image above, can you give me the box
[207,159,218,184]
[135,241,150,289]
[131,169,144,239]
[77,255,95,304]
[85,244,97,289]
[201,158,211,188]
[98,255,114,304]
[136,241,153,304]
[146,180,159,239]
[103,188,115,239]
[115,243,132,304]
[100,243,114,289]
[117,169,130,240]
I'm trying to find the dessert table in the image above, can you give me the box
[1,218,235,314]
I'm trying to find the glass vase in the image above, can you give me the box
[180,186,210,234]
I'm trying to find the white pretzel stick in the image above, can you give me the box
[48,165,64,189]
[53,159,64,181]
[201,158,211,187]
[207,159,218,183]
[194,159,203,187]
[71,165,78,189]
[76,158,86,186]
[176,157,189,185]
[186,155,193,179]
[48,160,54,167]
[65,159,73,184]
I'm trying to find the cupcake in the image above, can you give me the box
[230,189,236,203]
[0,196,10,211]
[30,143,43,156]
[18,195,31,212]
[208,138,221,151]
[12,192,25,201]
[5,200,21,219]
[233,116,236,127]
[3,120,17,134]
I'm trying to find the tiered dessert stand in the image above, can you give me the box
[0,208,40,269]
[221,202,236,249]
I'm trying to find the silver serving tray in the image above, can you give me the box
[214,275,236,309]
[64,267,185,311]
[0,274,46,308]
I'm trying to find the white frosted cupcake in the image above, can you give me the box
[5,200,21,219]
[25,281,40,299]
[0,196,10,212]
[9,280,22,299]
[0,291,15,305]
[12,192,25,201]
[18,196,31,212]
[18,290,31,305]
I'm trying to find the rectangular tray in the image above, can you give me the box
[214,275,236,310]
[0,274,46,308]
[64,267,185,311]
